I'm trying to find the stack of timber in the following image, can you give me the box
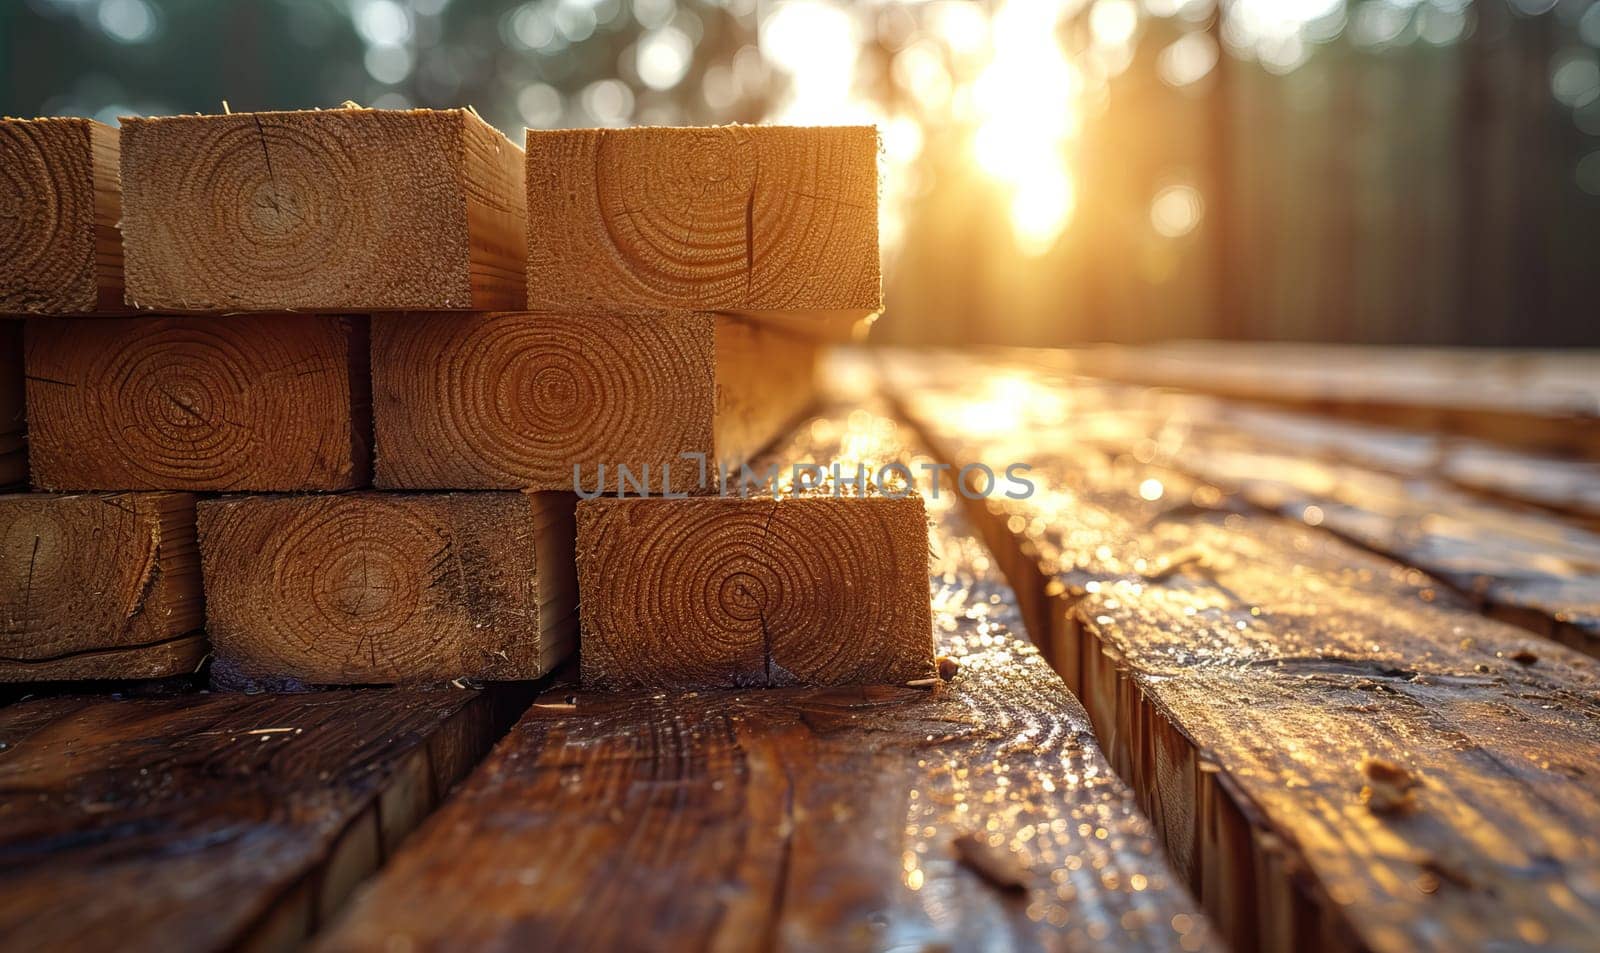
[314,402,1220,953]
[884,352,1600,953]
[0,117,206,680]
[372,125,877,498]
[0,107,588,687]
[461,123,923,689]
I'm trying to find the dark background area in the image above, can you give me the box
[3,0,1597,348]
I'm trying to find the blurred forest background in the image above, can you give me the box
[2,0,1597,347]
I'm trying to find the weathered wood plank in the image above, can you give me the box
[0,323,21,489]
[578,494,932,690]
[373,311,815,493]
[888,354,1600,953]
[525,126,880,332]
[0,686,527,953]
[312,403,1219,953]
[1060,343,1600,459]
[0,492,204,681]
[120,108,525,312]
[25,315,370,491]
[1176,397,1600,529]
[0,118,123,315]
[1129,406,1600,656]
[199,491,575,687]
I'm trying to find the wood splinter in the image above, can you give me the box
[1360,757,1420,815]
[951,832,1031,893]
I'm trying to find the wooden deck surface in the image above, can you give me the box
[883,350,1600,953]
[0,686,528,952]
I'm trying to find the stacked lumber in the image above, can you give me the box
[1,107,579,686]
[314,403,1220,953]
[2,109,912,694]
[505,123,922,689]
[886,353,1600,953]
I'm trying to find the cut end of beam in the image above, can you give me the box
[373,311,816,493]
[577,494,933,690]
[525,125,881,322]
[0,117,123,315]
[25,314,371,491]
[120,107,526,312]
[1,322,22,489]
[198,491,576,686]
[0,491,204,681]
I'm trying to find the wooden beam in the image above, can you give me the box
[310,402,1221,953]
[888,355,1600,953]
[373,311,815,493]
[0,492,203,681]
[198,491,575,687]
[0,118,122,315]
[1120,401,1600,656]
[25,315,370,491]
[0,686,528,951]
[578,494,932,690]
[120,107,525,312]
[524,126,880,331]
[1060,343,1600,459]
[0,322,22,489]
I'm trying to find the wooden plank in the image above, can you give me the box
[198,491,575,687]
[373,311,815,493]
[887,354,1600,953]
[120,107,525,312]
[1,492,203,681]
[0,686,528,952]
[0,118,122,315]
[1127,404,1600,656]
[578,495,932,690]
[0,323,21,489]
[1170,396,1600,530]
[1060,343,1600,459]
[524,126,880,331]
[311,402,1220,953]
[25,314,370,491]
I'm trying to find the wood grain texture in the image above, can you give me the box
[1129,405,1600,656]
[0,686,527,953]
[120,108,525,312]
[374,311,815,493]
[0,323,21,488]
[924,376,1600,656]
[1168,397,1600,530]
[578,494,933,690]
[887,353,1600,953]
[0,118,123,314]
[25,314,370,491]
[525,126,880,324]
[311,403,1220,953]
[199,492,576,687]
[0,492,203,681]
